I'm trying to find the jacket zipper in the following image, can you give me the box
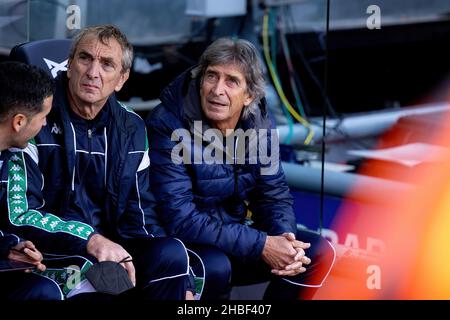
[88,128,92,154]
[233,136,238,195]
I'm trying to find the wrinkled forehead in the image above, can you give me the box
[74,34,123,62]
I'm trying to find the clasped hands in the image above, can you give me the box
[262,232,311,277]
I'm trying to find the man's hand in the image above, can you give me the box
[87,234,136,286]
[8,241,46,272]
[261,235,298,270]
[269,233,312,277]
[186,291,195,300]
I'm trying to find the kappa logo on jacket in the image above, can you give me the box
[50,123,63,135]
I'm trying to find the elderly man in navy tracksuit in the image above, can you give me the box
[26,25,191,300]
[147,38,336,300]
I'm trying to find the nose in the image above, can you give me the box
[212,79,226,96]
[86,60,100,79]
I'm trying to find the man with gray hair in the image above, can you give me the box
[30,24,191,299]
[147,37,335,300]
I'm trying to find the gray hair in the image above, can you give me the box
[69,24,133,73]
[191,37,265,119]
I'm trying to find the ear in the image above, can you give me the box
[243,92,254,107]
[115,69,130,92]
[67,59,72,79]
[11,114,28,133]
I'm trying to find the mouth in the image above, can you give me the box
[208,100,228,108]
[81,83,99,90]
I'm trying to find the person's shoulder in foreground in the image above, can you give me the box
[0,61,64,300]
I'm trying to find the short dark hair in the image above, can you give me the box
[0,61,55,122]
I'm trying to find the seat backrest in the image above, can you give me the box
[9,39,72,78]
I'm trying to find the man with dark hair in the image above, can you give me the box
[30,25,192,300]
[0,61,54,149]
[147,38,335,300]
[0,61,62,300]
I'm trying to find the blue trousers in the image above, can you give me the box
[0,272,63,300]
[120,237,190,300]
[188,229,336,300]
[69,237,190,301]
[41,237,190,301]
[0,238,190,301]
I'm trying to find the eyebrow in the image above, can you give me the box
[228,75,241,84]
[206,69,242,84]
[78,50,92,59]
[205,70,217,76]
[100,57,115,66]
[78,50,116,67]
